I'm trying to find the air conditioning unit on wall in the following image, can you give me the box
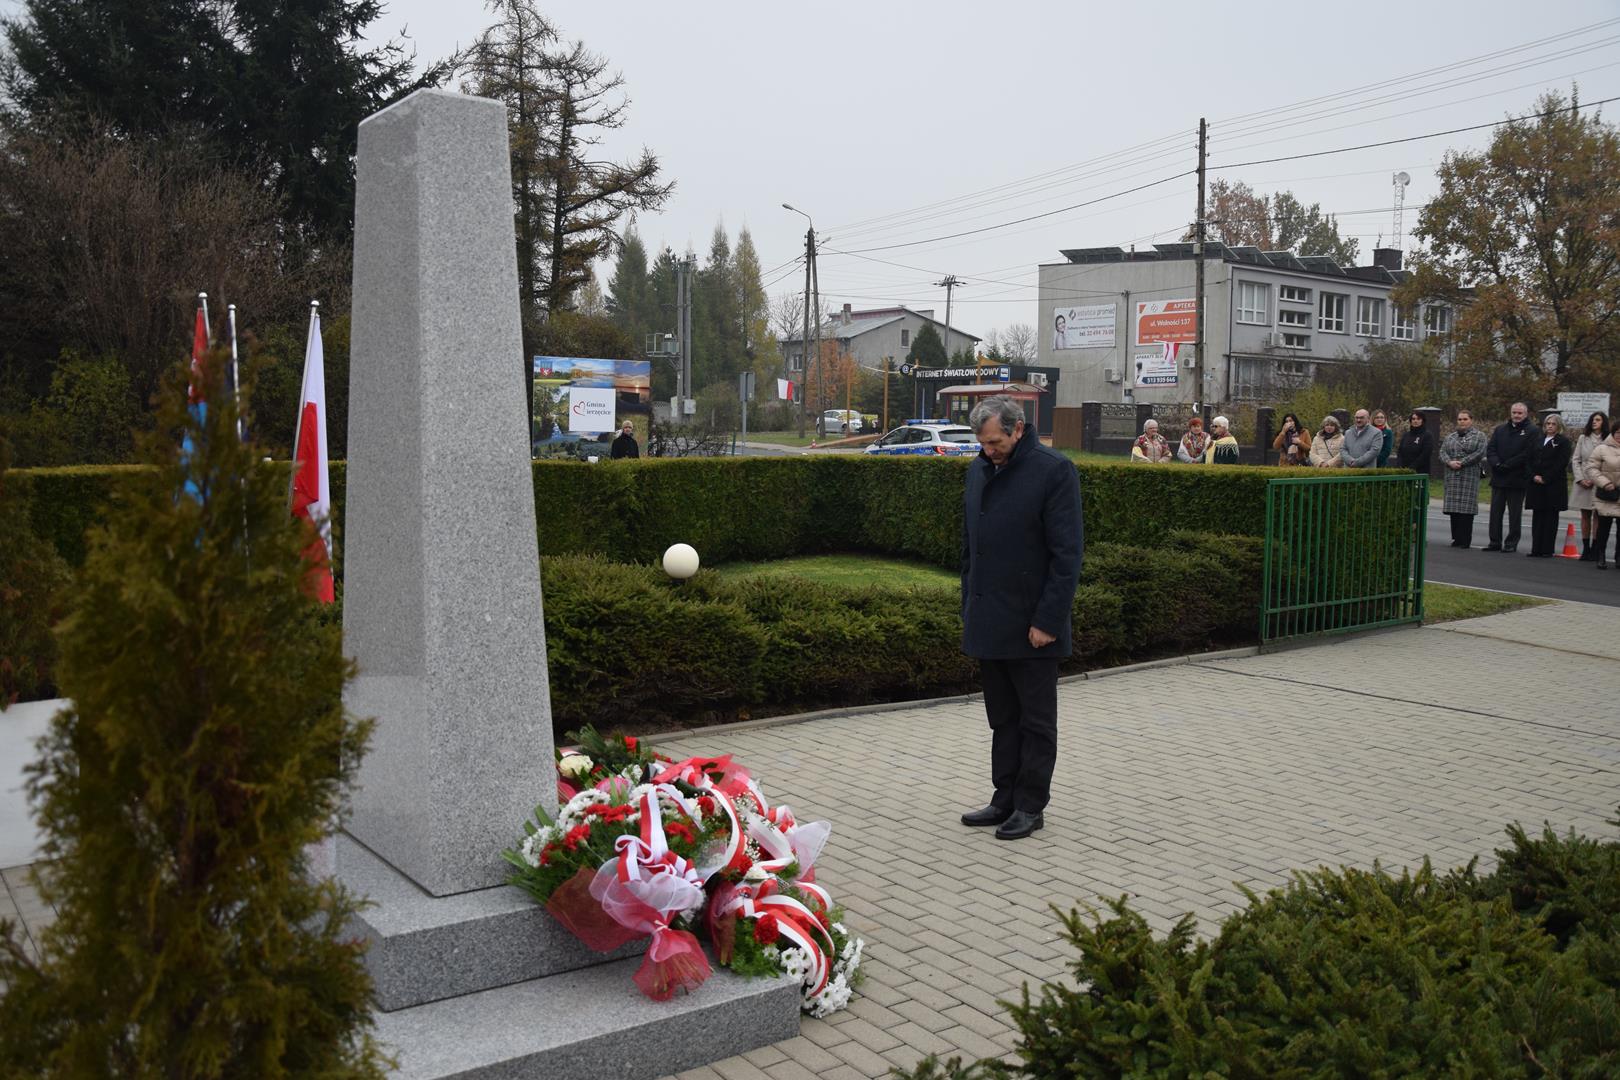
[1103,366,1122,383]
[1269,332,1286,347]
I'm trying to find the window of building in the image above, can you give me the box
[1277,360,1309,377]
[1278,309,1310,328]
[1424,306,1452,336]
[1318,292,1346,333]
[1279,285,1313,304]
[1355,297,1384,337]
[1282,332,1311,350]
[900,328,910,347]
[1391,307,1416,341]
[1236,281,1269,324]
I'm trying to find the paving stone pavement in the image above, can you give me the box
[5,602,1616,1078]
[658,600,1620,1080]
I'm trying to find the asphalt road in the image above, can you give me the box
[1424,503,1620,606]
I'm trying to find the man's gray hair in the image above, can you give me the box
[968,395,1024,436]
[1143,418,1159,431]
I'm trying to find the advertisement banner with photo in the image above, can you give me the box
[532,355,651,444]
[1133,343,1181,387]
[1135,299,1197,345]
[1050,304,1115,350]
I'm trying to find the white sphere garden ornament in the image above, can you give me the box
[662,543,700,579]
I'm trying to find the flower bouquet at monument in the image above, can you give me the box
[504,728,864,1013]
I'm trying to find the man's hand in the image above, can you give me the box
[1534,474,1544,484]
[1448,460,1461,470]
[1028,626,1056,648]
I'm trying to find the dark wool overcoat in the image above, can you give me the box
[960,433,1084,660]
[1525,434,1574,512]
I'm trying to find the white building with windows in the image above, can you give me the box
[1035,243,1453,406]
[781,304,981,373]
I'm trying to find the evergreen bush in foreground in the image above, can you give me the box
[899,815,1620,1080]
[0,358,386,1077]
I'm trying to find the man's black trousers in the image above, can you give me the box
[1488,486,1525,548]
[980,656,1060,815]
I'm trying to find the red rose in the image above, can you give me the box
[697,795,717,816]
[753,914,780,945]
[665,822,695,845]
[726,846,752,875]
[624,736,638,751]
[539,844,556,866]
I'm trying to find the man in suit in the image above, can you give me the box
[958,396,1084,841]
[1485,402,1534,551]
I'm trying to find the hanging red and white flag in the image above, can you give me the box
[777,378,795,402]
[290,302,334,603]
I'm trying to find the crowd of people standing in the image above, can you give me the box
[1127,404,1620,567]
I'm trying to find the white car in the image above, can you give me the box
[820,409,863,435]
[863,422,981,457]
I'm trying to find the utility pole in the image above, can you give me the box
[810,236,821,428]
[882,356,891,433]
[935,275,961,363]
[1194,117,1208,417]
[679,254,695,423]
[674,258,685,414]
[799,240,811,437]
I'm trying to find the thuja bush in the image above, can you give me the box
[900,815,1620,1080]
[0,357,387,1077]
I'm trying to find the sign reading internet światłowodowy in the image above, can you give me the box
[1136,299,1197,345]
[565,387,616,433]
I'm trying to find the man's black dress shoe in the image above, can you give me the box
[961,805,1012,827]
[1502,545,1517,553]
[1482,544,1501,551]
[994,810,1044,840]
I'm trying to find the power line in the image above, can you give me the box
[1213,92,1620,171]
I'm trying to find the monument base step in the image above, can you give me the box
[337,833,644,1012]
[374,957,801,1080]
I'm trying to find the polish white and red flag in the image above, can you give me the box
[290,303,334,603]
[777,378,795,401]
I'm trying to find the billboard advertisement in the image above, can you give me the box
[1135,299,1197,345]
[1050,304,1115,350]
[532,355,651,444]
[1133,343,1181,387]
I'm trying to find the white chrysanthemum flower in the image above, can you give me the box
[778,947,811,981]
[625,764,643,783]
[831,921,847,936]
[743,864,768,883]
[558,753,594,779]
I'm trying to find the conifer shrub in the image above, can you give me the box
[0,357,387,1076]
[898,815,1620,1080]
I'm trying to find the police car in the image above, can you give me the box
[863,420,981,457]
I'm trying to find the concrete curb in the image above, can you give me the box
[644,644,1265,746]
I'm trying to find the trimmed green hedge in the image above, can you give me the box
[901,816,1620,1079]
[8,456,1331,572]
[537,532,1262,734]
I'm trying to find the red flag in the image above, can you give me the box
[290,306,334,602]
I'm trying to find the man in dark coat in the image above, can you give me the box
[1485,401,1534,551]
[610,420,640,459]
[958,396,1084,841]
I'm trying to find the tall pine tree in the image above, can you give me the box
[606,220,650,349]
[693,222,741,390]
[0,353,385,1076]
[734,227,779,392]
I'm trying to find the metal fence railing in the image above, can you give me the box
[1261,473,1428,646]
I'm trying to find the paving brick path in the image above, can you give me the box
[654,601,1620,1080]
[5,602,1616,1078]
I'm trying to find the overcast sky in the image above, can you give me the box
[7,0,1617,339]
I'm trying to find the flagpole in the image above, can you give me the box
[227,303,244,442]
[289,300,319,504]
[198,292,211,345]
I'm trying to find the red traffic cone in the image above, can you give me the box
[1558,522,1580,558]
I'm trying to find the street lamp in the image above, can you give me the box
[782,204,817,437]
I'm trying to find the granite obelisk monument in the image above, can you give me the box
[343,88,550,897]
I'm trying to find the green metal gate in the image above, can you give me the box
[1261,473,1428,646]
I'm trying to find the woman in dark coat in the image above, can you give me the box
[1526,413,1574,557]
[1395,411,1434,475]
